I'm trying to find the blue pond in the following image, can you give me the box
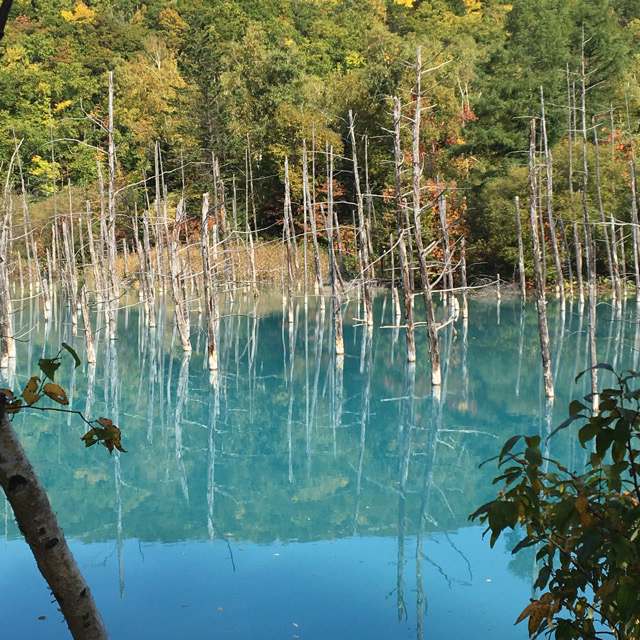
[0,290,635,639]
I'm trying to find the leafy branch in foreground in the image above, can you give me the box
[0,342,126,454]
[470,367,640,640]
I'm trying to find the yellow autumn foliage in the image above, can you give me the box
[60,2,96,23]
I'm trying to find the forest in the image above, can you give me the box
[1,0,639,281]
[2,2,640,640]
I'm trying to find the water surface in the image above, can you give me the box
[1,290,635,639]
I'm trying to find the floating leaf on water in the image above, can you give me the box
[61,342,81,369]
[21,377,42,406]
[43,383,69,406]
[38,358,61,381]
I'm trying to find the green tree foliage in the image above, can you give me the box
[0,0,638,275]
[471,367,640,640]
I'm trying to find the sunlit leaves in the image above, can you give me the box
[472,368,640,639]
[516,593,560,635]
[82,418,127,455]
[42,383,69,406]
[4,345,127,457]
[21,377,41,406]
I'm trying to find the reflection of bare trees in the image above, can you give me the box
[396,362,415,621]
[175,355,190,503]
[353,326,372,535]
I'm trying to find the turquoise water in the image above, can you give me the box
[1,290,636,639]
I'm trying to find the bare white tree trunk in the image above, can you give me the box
[201,193,218,371]
[348,110,373,326]
[580,46,598,412]
[529,118,554,399]
[540,86,565,308]
[515,196,526,305]
[410,49,440,383]
[393,97,415,363]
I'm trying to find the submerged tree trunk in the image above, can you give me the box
[529,119,554,399]
[411,49,440,384]
[540,86,565,307]
[581,47,598,412]
[393,96,415,363]
[515,196,526,305]
[0,397,108,639]
[348,110,373,326]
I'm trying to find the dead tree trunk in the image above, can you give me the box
[574,221,585,306]
[106,71,118,340]
[390,233,402,323]
[283,158,295,326]
[326,147,343,356]
[169,200,191,353]
[460,236,469,320]
[540,86,565,307]
[529,118,554,399]
[580,48,598,411]
[81,285,96,364]
[515,196,526,305]
[303,142,323,296]
[201,193,218,371]
[348,110,373,326]
[593,120,616,299]
[437,183,454,300]
[410,49,440,383]
[393,96,416,363]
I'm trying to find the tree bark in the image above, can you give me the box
[0,396,108,639]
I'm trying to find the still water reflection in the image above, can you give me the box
[0,291,635,639]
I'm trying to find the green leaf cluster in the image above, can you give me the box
[471,367,640,640]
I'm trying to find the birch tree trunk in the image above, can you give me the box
[0,396,108,639]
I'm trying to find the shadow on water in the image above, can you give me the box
[1,289,636,639]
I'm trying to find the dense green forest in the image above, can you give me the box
[1,0,639,280]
